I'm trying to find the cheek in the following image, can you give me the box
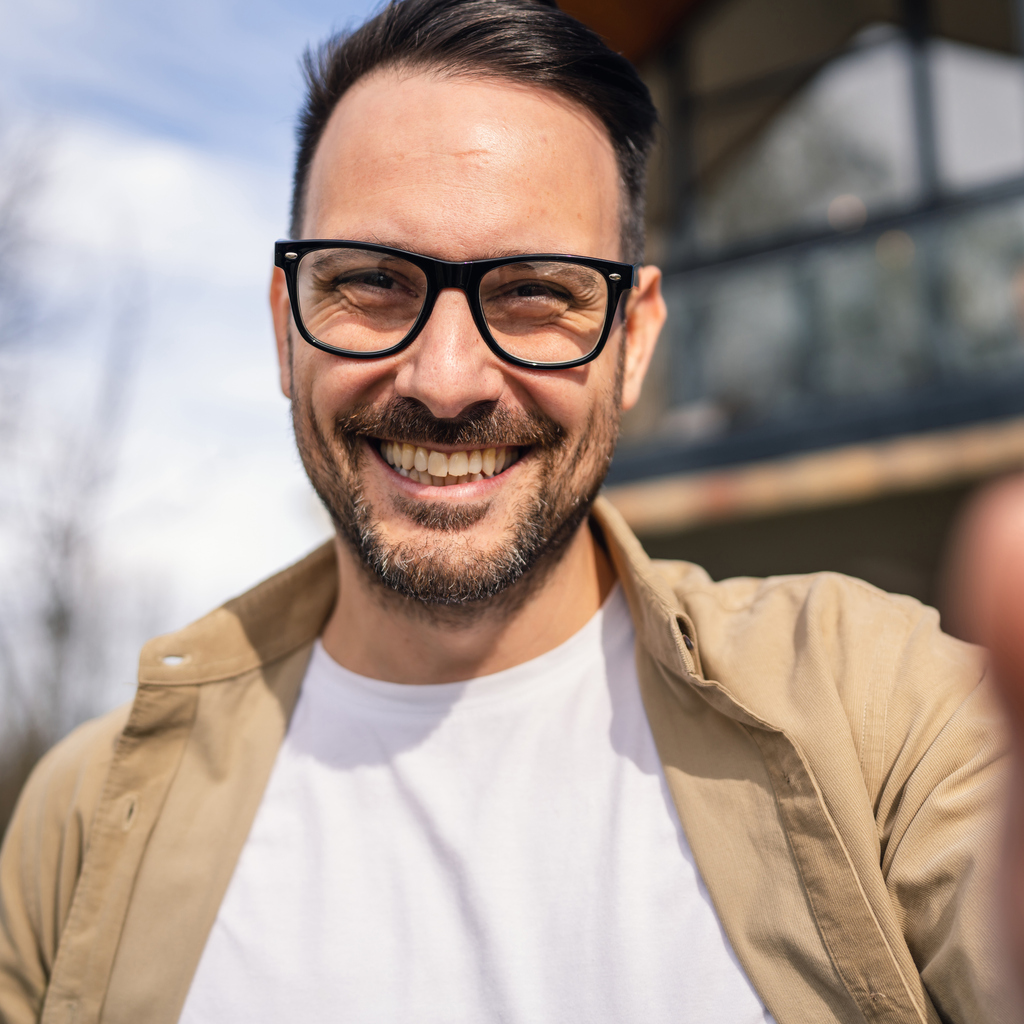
[504,364,608,436]
[298,351,394,414]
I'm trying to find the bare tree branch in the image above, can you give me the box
[0,109,149,837]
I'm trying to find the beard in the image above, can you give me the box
[292,364,623,620]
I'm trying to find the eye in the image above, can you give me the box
[508,281,571,300]
[337,269,398,290]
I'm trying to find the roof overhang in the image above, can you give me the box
[558,0,707,62]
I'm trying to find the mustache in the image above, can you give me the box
[332,397,566,451]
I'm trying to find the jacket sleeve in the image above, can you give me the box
[0,707,128,1024]
[871,603,1017,1023]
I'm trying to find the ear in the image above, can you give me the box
[270,266,293,399]
[620,264,667,412]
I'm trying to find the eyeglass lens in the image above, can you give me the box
[295,247,609,363]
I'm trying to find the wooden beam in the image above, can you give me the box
[606,417,1024,534]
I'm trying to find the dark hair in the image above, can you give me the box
[291,0,658,262]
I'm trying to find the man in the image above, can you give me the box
[0,0,1012,1021]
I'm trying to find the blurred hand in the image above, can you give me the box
[948,474,1024,977]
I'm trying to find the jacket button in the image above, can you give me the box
[683,635,694,651]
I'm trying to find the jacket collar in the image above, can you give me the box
[138,542,339,685]
[590,496,703,680]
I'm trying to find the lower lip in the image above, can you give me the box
[371,442,524,495]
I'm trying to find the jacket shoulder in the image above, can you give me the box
[649,559,990,782]
[652,559,982,699]
[0,705,131,1023]
[653,555,942,632]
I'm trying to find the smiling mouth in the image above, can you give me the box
[375,439,522,486]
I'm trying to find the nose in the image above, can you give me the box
[392,288,506,419]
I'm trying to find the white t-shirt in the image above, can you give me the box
[180,586,773,1024]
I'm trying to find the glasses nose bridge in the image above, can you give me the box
[412,257,487,355]
[418,257,481,336]
[430,257,476,297]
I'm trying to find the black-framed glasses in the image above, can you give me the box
[275,240,637,369]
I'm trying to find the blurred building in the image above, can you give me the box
[564,0,1024,614]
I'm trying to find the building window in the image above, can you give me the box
[615,0,1024,484]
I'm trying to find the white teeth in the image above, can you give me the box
[381,441,520,483]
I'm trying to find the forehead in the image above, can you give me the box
[302,69,623,260]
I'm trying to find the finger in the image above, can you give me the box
[947,474,1024,731]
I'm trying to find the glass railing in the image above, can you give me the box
[610,181,1024,485]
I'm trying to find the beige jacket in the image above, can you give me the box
[0,497,1011,1024]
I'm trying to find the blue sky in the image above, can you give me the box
[0,0,383,700]
[1,0,377,166]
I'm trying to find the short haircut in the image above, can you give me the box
[291,0,658,262]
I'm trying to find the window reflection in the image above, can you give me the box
[694,31,918,250]
[933,39,1024,190]
[616,0,1024,475]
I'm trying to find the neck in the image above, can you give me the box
[320,517,616,684]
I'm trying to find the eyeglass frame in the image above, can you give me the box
[274,239,638,370]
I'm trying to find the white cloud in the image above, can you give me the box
[20,114,333,660]
[37,119,285,283]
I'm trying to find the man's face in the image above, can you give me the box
[271,68,663,611]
